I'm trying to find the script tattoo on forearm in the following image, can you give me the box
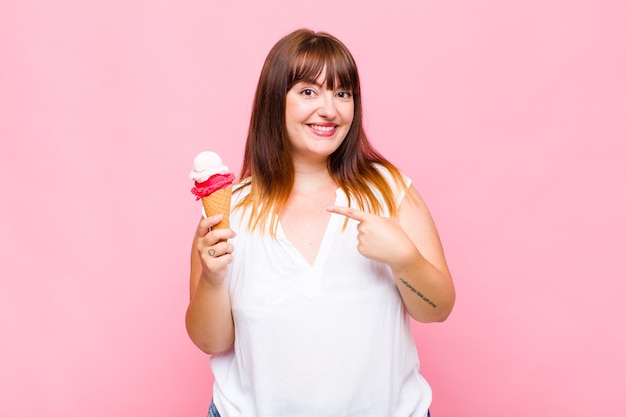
[399,278,437,308]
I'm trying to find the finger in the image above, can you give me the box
[196,214,225,237]
[205,241,235,258]
[327,205,369,222]
[199,227,236,248]
[212,227,236,243]
[201,252,234,275]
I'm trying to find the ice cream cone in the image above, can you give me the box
[201,184,233,229]
[190,151,235,229]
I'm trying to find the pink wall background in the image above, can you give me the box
[1,1,624,416]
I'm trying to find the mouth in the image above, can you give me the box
[308,123,338,136]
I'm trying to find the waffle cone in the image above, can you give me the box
[201,185,232,229]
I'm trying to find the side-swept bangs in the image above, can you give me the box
[289,36,360,94]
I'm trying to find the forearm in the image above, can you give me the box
[327,186,455,322]
[186,279,235,354]
[391,250,455,323]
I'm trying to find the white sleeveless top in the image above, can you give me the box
[211,169,432,417]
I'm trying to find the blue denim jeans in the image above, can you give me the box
[207,401,430,416]
[208,401,221,417]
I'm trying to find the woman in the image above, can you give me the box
[186,29,455,417]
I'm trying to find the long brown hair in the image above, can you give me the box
[237,29,406,233]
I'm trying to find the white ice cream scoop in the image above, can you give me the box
[189,151,231,182]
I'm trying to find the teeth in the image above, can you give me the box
[310,124,335,132]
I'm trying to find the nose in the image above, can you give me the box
[317,91,337,118]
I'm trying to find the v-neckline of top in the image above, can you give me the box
[276,187,346,272]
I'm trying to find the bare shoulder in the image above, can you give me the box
[398,185,433,221]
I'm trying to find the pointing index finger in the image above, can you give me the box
[327,205,368,222]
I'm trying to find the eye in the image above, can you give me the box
[301,88,316,97]
[336,91,353,99]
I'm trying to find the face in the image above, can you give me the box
[284,72,354,165]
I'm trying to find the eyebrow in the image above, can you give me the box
[297,79,324,88]
[297,79,351,91]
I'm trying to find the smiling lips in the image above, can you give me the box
[308,123,338,136]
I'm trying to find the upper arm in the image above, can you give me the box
[189,220,203,300]
[397,185,451,278]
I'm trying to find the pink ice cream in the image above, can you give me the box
[189,151,235,199]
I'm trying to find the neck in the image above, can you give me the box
[292,161,334,193]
